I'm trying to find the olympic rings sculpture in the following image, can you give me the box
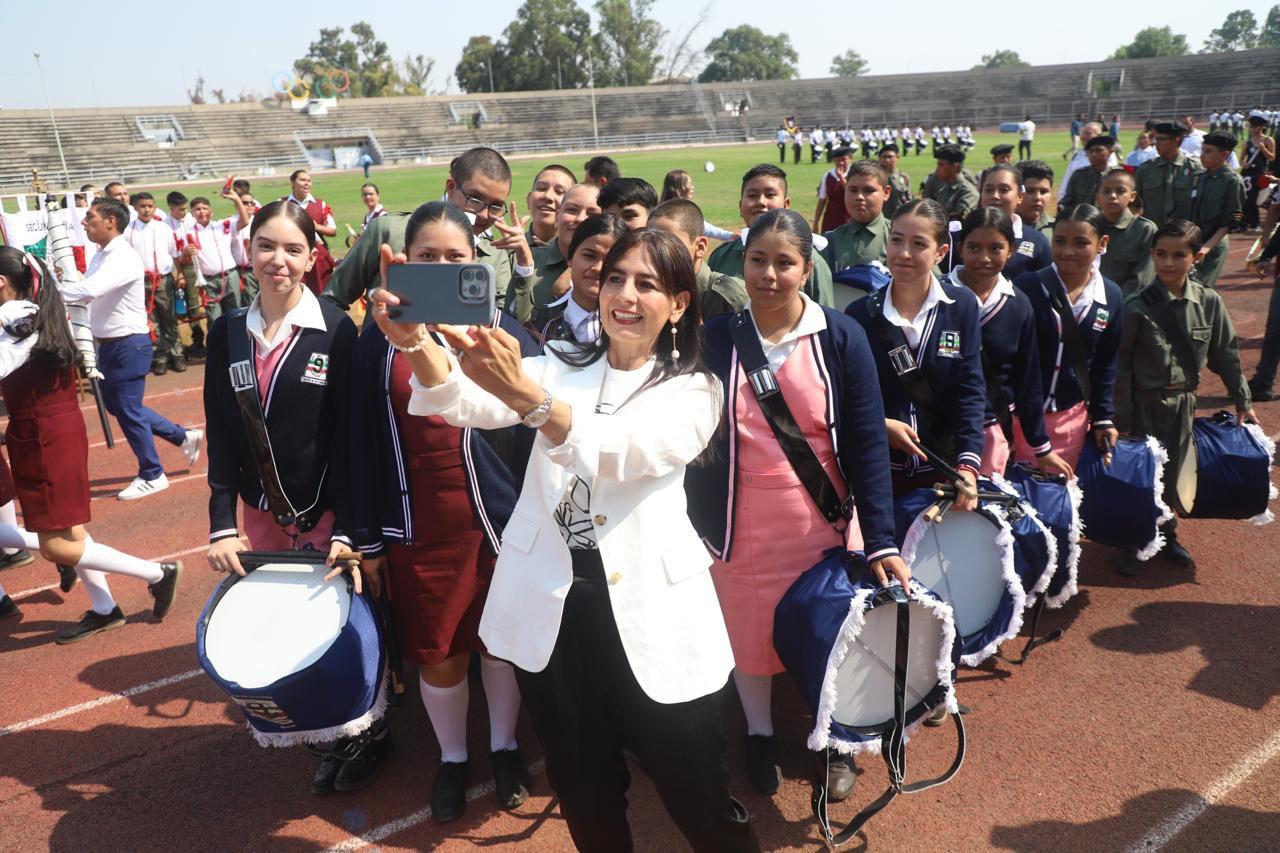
[271,68,351,99]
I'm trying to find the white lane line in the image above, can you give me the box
[323,759,547,852]
[9,545,206,602]
[90,421,206,451]
[89,471,207,502]
[1126,727,1280,851]
[0,669,205,737]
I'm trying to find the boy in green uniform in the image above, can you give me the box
[1190,131,1246,288]
[1096,168,1158,294]
[878,143,912,217]
[990,143,1014,165]
[1135,121,1203,228]
[649,198,748,320]
[707,164,835,307]
[821,160,892,273]
[1061,135,1115,208]
[525,164,576,248]
[599,177,657,229]
[1016,160,1057,236]
[528,183,602,328]
[926,145,979,222]
[1114,220,1260,576]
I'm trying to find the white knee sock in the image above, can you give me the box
[734,670,775,737]
[0,522,39,552]
[419,674,470,764]
[75,566,117,615]
[0,503,21,555]
[480,656,521,753]
[75,535,164,584]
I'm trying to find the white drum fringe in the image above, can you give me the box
[989,473,1059,600]
[1242,422,1277,526]
[249,664,391,748]
[1136,435,1174,562]
[1045,475,1084,609]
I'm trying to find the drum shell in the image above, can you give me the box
[1077,436,1172,559]
[1003,465,1082,608]
[197,570,387,746]
[1188,414,1275,520]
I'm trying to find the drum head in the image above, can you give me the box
[205,563,350,689]
[1176,435,1198,516]
[907,511,1005,641]
[830,600,945,728]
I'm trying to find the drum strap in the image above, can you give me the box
[729,312,852,528]
[814,596,967,846]
[1140,286,1201,389]
[226,309,315,533]
[1040,267,1093,407]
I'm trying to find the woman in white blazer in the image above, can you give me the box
[366,227,758,852]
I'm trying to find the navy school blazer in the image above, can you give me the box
[684,307,900,563]
[348,314,540,558]
[939,218,1050,280]
[1012,267,1123,428]
[845,281,987,474]
[967,282,1054,455]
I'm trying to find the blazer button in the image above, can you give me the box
[593,514,607,526]
[608,572,622,585]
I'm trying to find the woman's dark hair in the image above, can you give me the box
[891,198,949,245]
[1053,203,1108,241]
[958,206,1016,247]
[362,182,380,194]
[745,208,813,261]
[979,162,1023,192]
[0,246,79,371]
[249,199,316,248]
[403,201,475,252]
[1153,218,1204,253]
[660,169,693,202]
[289,169,309,183]
[551,227,707,393]
[568,213,628,259]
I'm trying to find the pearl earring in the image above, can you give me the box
[670,322,680,360]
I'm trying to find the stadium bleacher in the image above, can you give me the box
[2,47,1278,192]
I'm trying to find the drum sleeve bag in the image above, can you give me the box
[226,310,314,532]
[1139,286,1201,389]
[729,313,852,527]
[1038,267,1095,407]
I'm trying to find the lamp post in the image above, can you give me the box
[33,52,71,189]
[484,59,495,94]
[586,44,599,148]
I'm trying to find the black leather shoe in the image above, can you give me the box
[334,735,392,792]
[169,355,187,373]
[0,549,34,571]
[744,735,780,795]
[431,761,469,823]
[151,362,168,376]
[149,561,181,619]
[312,754,345,795]
[1248,378,1276,403]
[1113,548,1141,577]
[1160,528,1195,567]
[0,594,20,619]
[824,748,856,802]
[491,748,530,809]
[58,564,78,593]
[55,607,126,644]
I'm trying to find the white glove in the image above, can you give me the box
[0,300,38,328]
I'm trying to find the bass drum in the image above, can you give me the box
[1003,465,1083,609]
[1078,435,1173,560]
[1183,411,1277,522]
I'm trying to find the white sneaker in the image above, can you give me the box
[181,429,204,466]
[118,473,169,501]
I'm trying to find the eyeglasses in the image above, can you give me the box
[460,191,508,218]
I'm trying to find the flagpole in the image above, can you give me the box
[33,52,71,189]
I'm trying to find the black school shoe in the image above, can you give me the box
[334,734,393,792]
[148,561,182,619]
[0,549,34,571]
[1248,377,1276,403]
[823,748,856,802]
[431,760,469,823]
[0,594,20,619]
[58,564,78,593]
[55,607,126,644]
[151,362,168,376]
[169,354,187,373]
[1113,548,1141,577]
[491,748,530,809]
[312,754,345,795]
[1159,526,1195,568]
[744,734,780,795]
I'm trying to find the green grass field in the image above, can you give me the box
[51,128,1142,256]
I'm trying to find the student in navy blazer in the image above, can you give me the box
[845,200,986,501]
[1011,204,1123,467]
[946,207,1074,478]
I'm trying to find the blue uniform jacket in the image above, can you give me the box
[349,315,540,557]
[845,282,986,474]
[684,307,900,564]
[940,219,1049,280]
[973,285,1054,454]
[1013,267,1123,427]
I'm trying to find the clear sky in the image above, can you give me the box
[0,1,1274,110]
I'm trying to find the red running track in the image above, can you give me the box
[2,244,1279,851]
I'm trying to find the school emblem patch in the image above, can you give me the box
[1017,240,1036,257]
[1092,308,1110,333]
[302,352,329,386]
[937,330,962,358]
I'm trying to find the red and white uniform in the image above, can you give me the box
[189,218,238,278]
[125,218,180,276]
[232,214,254,270]
[363,204,387,228]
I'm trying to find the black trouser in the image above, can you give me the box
[792,143,801,164]
[1019,140,1033,160]
[777,142,786,163]
[1243,174,1264,230]
[1253,272,1280,390]
[516,550,758,853]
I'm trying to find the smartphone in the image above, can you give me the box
[221,175,236,195]
[385,263,495,326]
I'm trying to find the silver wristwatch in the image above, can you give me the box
[521,390,553,428]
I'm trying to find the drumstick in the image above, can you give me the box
[922,499,953,524]
[1101,435,1114,467]
[932,485,1022,505]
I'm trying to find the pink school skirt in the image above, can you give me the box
[1013,401,1090,469]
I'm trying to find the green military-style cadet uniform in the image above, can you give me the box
[695,263,748,320]
[707,236,836,307]
[476,229,533,319]
[1135,150,1202,229]
[934,177,980,222]
[1062,166,1107,209]
[1190,165,1245,288]
[526,239,569,328]
[885,171,912,218]
[1116,278,1251,513]
[821,214,891,273]
[324,212,408,313]
[1035,212,1055,238]
[1100,209,1158,295]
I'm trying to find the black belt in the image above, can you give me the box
[95,334,136,344]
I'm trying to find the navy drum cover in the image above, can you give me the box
[1003,465,1083,608]
[197,551,388,747]
[774,547,958,756]
[1187,412,1277,523]
[984,476,1057,602]
[1078,436,1173,560]
[894,489,1026,666]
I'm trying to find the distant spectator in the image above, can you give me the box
[1180,116,1206,159]
[1110,114,1121,146]
[1018,115,1035,160]
[1063,112,1085,160]
[358,149,374,179]
[660,169,734,241]
[1059,122,1118,202]
[583,156,620,187]
[361,183,386,229]
[1125,132,1158,169]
